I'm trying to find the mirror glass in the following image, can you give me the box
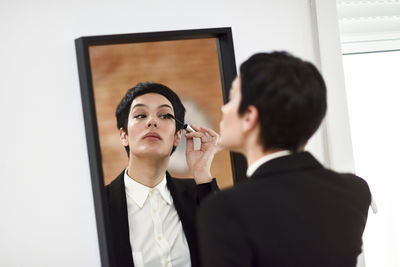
[88,38,234,188]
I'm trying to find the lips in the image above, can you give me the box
[143,132,162,140]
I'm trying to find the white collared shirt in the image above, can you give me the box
[246,150,291,177]
[124,170,191,267]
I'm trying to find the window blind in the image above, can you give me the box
[337,0,400,53]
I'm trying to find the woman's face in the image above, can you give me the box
[120,93,181,159]
[218,76,246,152]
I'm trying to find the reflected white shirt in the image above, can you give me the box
[246,150,291,177]
[124,170,191,267]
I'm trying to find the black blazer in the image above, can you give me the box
[106,170,218,267]
[197,152,371,267]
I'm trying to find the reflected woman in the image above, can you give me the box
[105,82,219,267]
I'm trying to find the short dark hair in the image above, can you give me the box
[239,52,327,152]
[116,82,186,156]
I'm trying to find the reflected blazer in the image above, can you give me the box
[105,170,218,267]
[197,152,371,267]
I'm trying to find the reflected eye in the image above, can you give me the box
[133,114,146,119]
[159,113,174,120]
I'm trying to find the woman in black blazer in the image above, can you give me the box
[197,52,370,267]
[106,82,219,267]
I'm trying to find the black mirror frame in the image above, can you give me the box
[75,27,247,267]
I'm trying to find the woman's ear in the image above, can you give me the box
[242,105,259,133]
[173,129,183,146]
[120,128,129,147]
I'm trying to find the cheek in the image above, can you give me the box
[127,121,140,133]
[164,121,176,132]
[162,122,177,140]
[127,121,145,140]
[221,103,231,117]
[223,103,235,119]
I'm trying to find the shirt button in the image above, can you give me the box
[157,236,162,241]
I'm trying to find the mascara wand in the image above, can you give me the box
[167,114,196,132]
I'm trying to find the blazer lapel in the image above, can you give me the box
[166,173,199,267]
[107,171,199,267]
[107,171,135,267]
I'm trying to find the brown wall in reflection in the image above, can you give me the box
[89,38,233,189]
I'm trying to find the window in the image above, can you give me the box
[338,1,400,266]
[343,50,400,267]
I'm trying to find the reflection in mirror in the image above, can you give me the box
[89,38,233,189]
[75,28,240,267]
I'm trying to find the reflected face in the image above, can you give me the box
[218,76,245,152]
[121,93,181,159]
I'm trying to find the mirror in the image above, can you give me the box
[75,28,245,266]
[89,38,234,187]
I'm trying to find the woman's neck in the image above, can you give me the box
[126,156,169,188]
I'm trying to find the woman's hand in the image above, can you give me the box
[185,125,221,184]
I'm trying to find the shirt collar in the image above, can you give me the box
[246,150,291,177]
[124,169,172,208]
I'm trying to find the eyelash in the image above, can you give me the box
[133,113,173,120]
[159,113,173,119]
[132,114,145,119]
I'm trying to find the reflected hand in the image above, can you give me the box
[185,125,221,184]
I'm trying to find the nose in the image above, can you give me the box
[147,115,158,128]
[221,104,227,113]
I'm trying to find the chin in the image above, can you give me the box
[132,148,170,159]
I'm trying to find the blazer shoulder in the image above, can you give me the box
[170,176,197,186]
[168,176,197,191]
[169,176,219,190]
[341,172,371,199]
[320,169,372,208]
[105,170,125,201]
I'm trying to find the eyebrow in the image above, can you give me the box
[131,103,173,111]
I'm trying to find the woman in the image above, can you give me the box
[106,82,219,267]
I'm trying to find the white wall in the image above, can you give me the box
[0,0,341,265]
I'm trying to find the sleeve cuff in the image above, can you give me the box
[196,178,219,204]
